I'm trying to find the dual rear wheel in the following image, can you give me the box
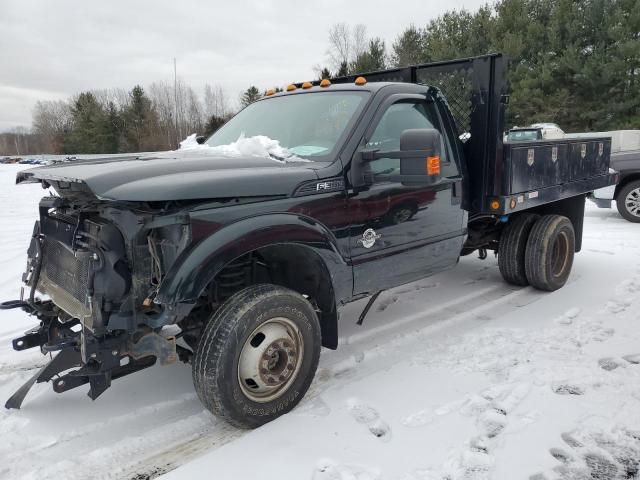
[498,213,575,291]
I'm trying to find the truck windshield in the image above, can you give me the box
[507,129,541,142]
[206,91,369,160]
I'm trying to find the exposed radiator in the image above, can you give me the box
[37,237,93,321]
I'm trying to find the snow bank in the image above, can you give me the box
[178,133,307,162]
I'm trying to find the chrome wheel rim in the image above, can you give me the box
[237,317,304,403]
[624,188,640,218]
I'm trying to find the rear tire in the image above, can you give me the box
[525,215,575,291]
[192,284,321,429]
[498,213,539,286]
[616,180,640,223]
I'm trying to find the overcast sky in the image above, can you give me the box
[0,0,486,131]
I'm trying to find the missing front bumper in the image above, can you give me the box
[5,317,177,409]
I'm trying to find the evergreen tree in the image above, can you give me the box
[352,0,639,131]
[350,38,386,74]
[204,115,226,136]
[240,86,262,108]
[319,67,332,79]
[392,25,425,67]
[336,61,349,77]
[63,92,110,154]
[122,85,158,152]
[104,101,121,153]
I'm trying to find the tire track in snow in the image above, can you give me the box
[0,392,240,480]
[0,272,615,480]
[85,280,541,480]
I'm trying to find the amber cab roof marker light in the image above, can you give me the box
[286,84,297,92]
[302,81,313,89]
[355,76,367,86]
[320,79,331,87]
[265,89,276,96]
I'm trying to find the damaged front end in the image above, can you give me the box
[4,191,192,409]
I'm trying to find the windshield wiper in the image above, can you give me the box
[268,152,288,162]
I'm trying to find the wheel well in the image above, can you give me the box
[205,244,339,350]
[615,173,640,198]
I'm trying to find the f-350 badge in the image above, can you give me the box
[358,228,381,249]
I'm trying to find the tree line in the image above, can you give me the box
[318,0,639,132]
[2,0,638,156]
[4,82,233,156]
[0,80,272,156]
[0,80,273,156]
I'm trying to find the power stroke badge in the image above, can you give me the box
[358,228,381,249]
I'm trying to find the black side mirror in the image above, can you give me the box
[350,128,443,188]
[196,135,207,145]
[399,129,442,182]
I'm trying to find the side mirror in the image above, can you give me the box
[350,128,443,189]
[196,135,207,145]
[399,129,442,184]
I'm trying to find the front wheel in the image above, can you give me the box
[192,284,321,429]
[616,180,640,223]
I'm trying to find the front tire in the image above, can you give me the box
[525,215,575,291]
[192,284,321,429]
[616,180,640,223]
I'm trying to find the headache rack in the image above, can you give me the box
[324,54,615,215]
[329,54,508,212]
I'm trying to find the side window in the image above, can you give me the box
[365,101,441,176]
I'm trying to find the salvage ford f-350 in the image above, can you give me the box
[2,54,617,428]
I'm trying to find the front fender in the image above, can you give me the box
[155,213,351,306]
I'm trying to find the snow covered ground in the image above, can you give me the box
[0,163,638,480]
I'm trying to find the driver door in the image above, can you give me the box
[348,95,466,295]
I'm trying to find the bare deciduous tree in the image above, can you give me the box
[327,22,352,71]
[32,100,72,153]
[148,79,206,149]
[326,23,369,72]
[352,24,368,59]
[204,84,230,120]
[91,88,130,110]
[148,81,176,149]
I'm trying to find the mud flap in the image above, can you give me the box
[5,348,81,409]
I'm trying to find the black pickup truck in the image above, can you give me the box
[2,54,616,428]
